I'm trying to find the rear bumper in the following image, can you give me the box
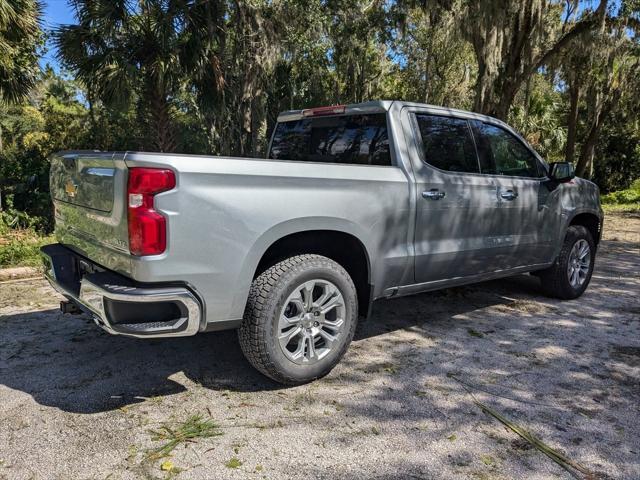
[41,243,202,338]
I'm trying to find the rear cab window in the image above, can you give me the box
[269,114,391,166]
[413,114,479,173]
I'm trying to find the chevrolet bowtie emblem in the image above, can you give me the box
[65,180,78,198]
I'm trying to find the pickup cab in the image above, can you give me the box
[42,101,603,384]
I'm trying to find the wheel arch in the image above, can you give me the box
[234,218,375,320]
[254,230,372,318]
[569,211,602,246]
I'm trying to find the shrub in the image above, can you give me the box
[601,179,640,205]
[0,229,54,268]
[0,211,54,268]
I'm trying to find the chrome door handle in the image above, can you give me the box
[422,189,446,200]
[500,190,518,200]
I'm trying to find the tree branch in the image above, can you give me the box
[531,0,608,75]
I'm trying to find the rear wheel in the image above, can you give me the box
[537,225,596,299]
[238,254,357,385]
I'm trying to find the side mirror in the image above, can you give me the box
[548,162,575,183]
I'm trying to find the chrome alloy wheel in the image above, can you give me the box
[567,239,591,288]
[277,279,346,365]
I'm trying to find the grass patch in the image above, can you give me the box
[225,457,242,469]
[0,228,54,268]
[601,179,640,213]
[602,203,640,214]
[147,415,222,460]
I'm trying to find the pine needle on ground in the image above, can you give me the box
[147,415,223,460]
[448,373,596,480]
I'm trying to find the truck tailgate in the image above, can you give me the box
[50,151,132,275]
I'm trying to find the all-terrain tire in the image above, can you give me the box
[537,225,596,300]
[238,254,358,385]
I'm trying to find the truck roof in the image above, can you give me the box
[276,100,509,129]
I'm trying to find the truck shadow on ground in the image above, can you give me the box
[0,271,553,414]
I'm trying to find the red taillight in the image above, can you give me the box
[302,105,346,117]
[127,168,176,256]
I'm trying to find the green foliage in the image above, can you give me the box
[601,180,640,205]
[0,232,53,268]
[0,69,94,232]
[592,95,640,193]
[147,414,222,460]
[0,0,43,103]
[54,0,200,152]
[509,74,567,163]
[0,0,639,247]
[0,210,53,267]
[389,2,476,108]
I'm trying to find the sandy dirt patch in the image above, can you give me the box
[1,212,638,479]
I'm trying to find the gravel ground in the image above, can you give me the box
[1,212,638,480]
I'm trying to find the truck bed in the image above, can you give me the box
[49,150,412,326]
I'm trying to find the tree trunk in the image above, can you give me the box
[565,79,581,164]
[423,54,429,103]
[236,2,254,157]
[471,42,491,114]
[189,0,226,154]
[148,87,176,153]
[576,93,604,178]
[0,123,4,211]
[576,130,598,178]
[87,86,98,148]
[494,83,519,120]
[576,86,621,178]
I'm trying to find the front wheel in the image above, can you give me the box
[238,254,358,385]
[537,225,596,300]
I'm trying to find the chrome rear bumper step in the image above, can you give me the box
[41,244,202,338]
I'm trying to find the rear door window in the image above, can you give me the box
[472,122,541,178]
[269,114,391,166]
[413,114,479,174]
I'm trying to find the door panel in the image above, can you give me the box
[406,110,561,287]
[409,112,510,283]
[471,120,558,267]
[414,172,513,282]
[492,178,548,266]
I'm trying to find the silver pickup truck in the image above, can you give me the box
[42,101,603,384]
